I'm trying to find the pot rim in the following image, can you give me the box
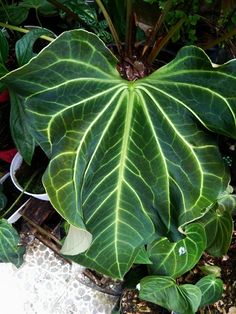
[10,152,49,201]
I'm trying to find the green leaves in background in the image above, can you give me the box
[0,219,25,267]
[148,224,206,278]
[15,28,55,66]
[196,275,223,307]
[0,0,58,25]
[139,274,223,313]
[0,4,28,25]
[139,276,202,314]
[1,30,236,278]
[0,31,9,90]
[0,28,52,163]
[0,184,7,212]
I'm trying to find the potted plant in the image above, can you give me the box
[1,1,236,313]
[10,148,49,201]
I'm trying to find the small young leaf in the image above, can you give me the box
[196,275,223,307]
[198,208,233,256]
[199,265,221,277]
[148,224,206,278]
[15,28,55,66]
[139,276,201,314]
[0,219,25,267]
[134,246,152,265]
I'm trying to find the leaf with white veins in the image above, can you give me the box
[1,30,236,278]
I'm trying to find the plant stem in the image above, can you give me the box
[201,26,236,50]
[35,8,42,28]
[125,0,133,57]
[21,213,61,246]
[0,170,39,219]
[141,0,172,59]
[147,17,185,65]
[0,22,54,42]
[95,0,122,55]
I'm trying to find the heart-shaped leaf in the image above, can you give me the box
[198,207,233,256]
[147,223,206,277]
[0,219,25,267]
[196,275,223,307]
[139,275,202,314]
[1,30,236,278]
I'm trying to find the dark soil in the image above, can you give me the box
[118,289,166,314]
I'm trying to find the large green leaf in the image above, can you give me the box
[147,223,206,278]
[196,275,223,307]
[139,275,202,314]
[0,219,25,267]
[1,30,236,278]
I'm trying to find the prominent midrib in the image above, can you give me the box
[114,86,134,276]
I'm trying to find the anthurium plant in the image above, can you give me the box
[0,0,236,313]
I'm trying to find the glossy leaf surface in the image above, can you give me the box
[196,275,223,307]
[1,30,236,278]
[198,206,233,256]
[148,223,206,277]
[140,275,201,314]
[0,219,25,267]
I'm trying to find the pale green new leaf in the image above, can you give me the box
[139,275,202,314]
[1,30,236,278]
[196,275,223,307]
[0,219,25,267]
[147,223,206,277]
[60,224,92,255]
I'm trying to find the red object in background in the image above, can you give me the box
[0,148,17,163]
[0,90,9,103]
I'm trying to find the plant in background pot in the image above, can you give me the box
[0,173,27,267]
[1,0,236,313]
[10,148,49,201]
[0,26,55,164]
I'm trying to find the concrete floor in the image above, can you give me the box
[0,239,117,314]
